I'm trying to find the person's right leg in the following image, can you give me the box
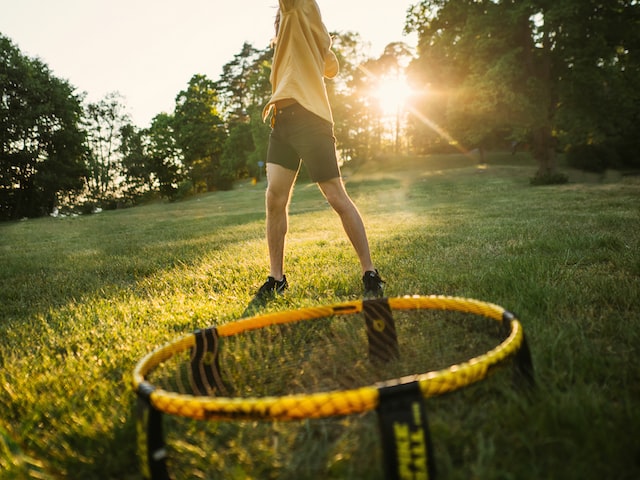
[317,177,375,275]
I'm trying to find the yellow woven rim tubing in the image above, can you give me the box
[133,295,527,421]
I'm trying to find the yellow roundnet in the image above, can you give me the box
[133,296,525,421]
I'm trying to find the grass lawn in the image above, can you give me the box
[1,152,639,479]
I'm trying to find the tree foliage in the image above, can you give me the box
[84,92,130,203]
[406,0,640,175]
[119,113,186,202]
[3,2,639,219]
[329,32,388,163]
[146,113,185,199]
[1,34,87,220]
[217,44,273,183]
[173,74,227,191]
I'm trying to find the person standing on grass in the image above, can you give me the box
[254,0,384,300]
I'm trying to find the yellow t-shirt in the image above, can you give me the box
[262,0,339,124]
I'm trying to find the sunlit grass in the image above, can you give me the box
[1,153,639,479]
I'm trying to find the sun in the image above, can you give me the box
[373,75,412,116]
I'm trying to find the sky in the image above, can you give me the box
[1,0,418,127]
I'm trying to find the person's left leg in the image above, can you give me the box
[317,177,375,275]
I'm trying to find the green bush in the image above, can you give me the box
[173,180,195,201]
[613,139,640,169]
[530,171,569,186]
[566,144,618,173]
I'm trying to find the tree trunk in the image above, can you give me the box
[531,10,557,178]
[532,126,556,177]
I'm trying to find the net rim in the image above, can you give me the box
[132,295,525,420]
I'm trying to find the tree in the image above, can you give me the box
[329,32,381,163]
[84,92,131,203]
[1,34,87,220]
[120,115,186,201]
[544,0,640,169]
[173,74,226,191]
[216,42,266,122]
[217,43,273,182]
[220,122,255,182]
[406,0,640,176]
[146,113,185,199]
[406,1,542,160]
[368,42,414,154]
[119,123,152,200]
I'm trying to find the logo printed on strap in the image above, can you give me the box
[363,298,399,364]
[377,382,436,480]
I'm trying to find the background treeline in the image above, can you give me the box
[2,0,639,220]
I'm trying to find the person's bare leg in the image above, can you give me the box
[317,177,375,274]
[266,163,298,280]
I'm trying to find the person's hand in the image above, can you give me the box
[324,50,339,78]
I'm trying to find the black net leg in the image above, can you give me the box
[363,298,399,364]
[376,382,436,480]
[136,395,170,480]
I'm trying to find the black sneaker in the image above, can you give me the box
[255,275,288,300]
[242,275,289,316]
[363,270,385,298]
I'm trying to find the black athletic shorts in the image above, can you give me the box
[266,103,340,183]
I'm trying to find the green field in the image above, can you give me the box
[1,153,639,479]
